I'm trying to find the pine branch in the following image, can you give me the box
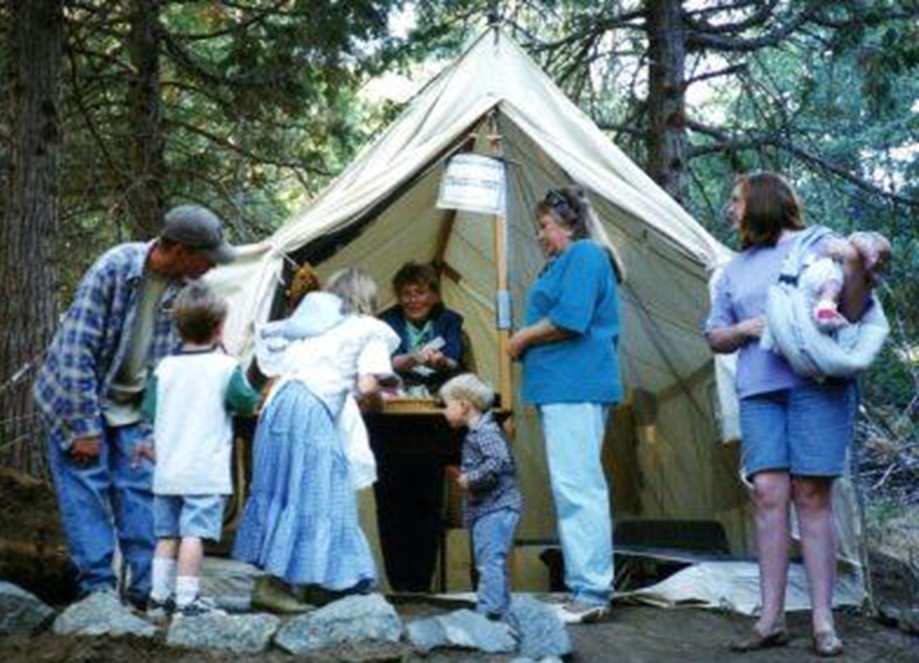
[685,63,747,86]
[683,0,780,36]
[167,118,332,177]
[686,120,919,208]
[687,5,817,52]
[169,0,288,42]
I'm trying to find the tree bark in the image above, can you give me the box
[125,0,165,239]
[646,0,688,206]
[0,0,63,475]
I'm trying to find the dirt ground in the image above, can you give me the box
[0,468,77,604]
[1,468,917,662]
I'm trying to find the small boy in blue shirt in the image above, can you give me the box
[440,373,522,621]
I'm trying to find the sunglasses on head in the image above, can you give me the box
[544,189,573,218]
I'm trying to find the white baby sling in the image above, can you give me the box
[761,225,889,379]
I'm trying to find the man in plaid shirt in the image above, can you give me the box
[33,205,235,604]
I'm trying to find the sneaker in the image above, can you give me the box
[174,596,226,618]
[146,595,176,620]
[556,600,610,624]
[122,588,151,612]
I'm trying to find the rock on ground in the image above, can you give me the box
[52,591,156,638]
[406,608,517,654]
[869,546,919,635]
[166,612,280,654]
[274,593,403,655]
[0,581,55,636]
[509,595,572,660]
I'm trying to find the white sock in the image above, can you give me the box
[175,575,200,607]
[150,557,176,602]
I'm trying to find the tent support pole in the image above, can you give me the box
[488,116,514,415]
[494,211,512,411]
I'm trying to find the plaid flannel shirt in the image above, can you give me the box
[461,411,523,526]
[33,242,185,449]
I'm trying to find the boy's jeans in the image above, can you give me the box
[47,423,155,596]
[472,508,519,618]
[539,402,613,606]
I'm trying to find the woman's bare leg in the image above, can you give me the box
[752,471,792,633]
[792,476,837,635]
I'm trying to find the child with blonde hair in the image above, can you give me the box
[233,267,399,598]
[440,373,522,622]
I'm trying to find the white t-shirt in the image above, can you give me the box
[258,314,399,413]
[150,351,247,495]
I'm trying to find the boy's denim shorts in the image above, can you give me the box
[153,494,226,541]
[739,380,857,479]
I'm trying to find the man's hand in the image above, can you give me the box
[69,436,102,465]
[131,442,156,468]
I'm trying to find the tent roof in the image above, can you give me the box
[213,28,731,383]
[272,28,727,265]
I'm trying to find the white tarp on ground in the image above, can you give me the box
[620,561,864,615]
[205,28,866,597]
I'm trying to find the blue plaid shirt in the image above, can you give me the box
[461,412,523,526]
[33,242,185,449]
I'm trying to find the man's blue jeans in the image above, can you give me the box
[539,402,613,606]
[47,423,155,596]
[472,508,519,618]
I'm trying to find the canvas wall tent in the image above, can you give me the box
[208,28,866,592]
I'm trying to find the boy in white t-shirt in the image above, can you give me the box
[139,282,258,618]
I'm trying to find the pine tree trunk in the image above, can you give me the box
[646,0,688,206]
[0,0,63,475]
[126,0,165,239]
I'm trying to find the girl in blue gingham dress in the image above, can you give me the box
[232,269,398,590]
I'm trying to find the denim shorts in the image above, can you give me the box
[154,494,226,541]
[739,380,857,479]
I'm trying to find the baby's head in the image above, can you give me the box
[173,281,228,346]
[439,373,495,429]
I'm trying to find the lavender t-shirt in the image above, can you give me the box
[705,234,806,399]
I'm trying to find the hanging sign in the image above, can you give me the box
[436,153,506,216]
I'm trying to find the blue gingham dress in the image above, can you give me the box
[231,381,376,589]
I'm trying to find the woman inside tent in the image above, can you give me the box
[373,261,469,592]
[705,172,887,657]
[508,186,624,624]
[380,261,467,397]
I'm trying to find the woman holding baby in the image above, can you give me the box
[706,171,889,657]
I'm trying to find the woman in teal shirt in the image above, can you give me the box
[509,186,623,624]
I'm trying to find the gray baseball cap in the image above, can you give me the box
[161,204,236,264]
